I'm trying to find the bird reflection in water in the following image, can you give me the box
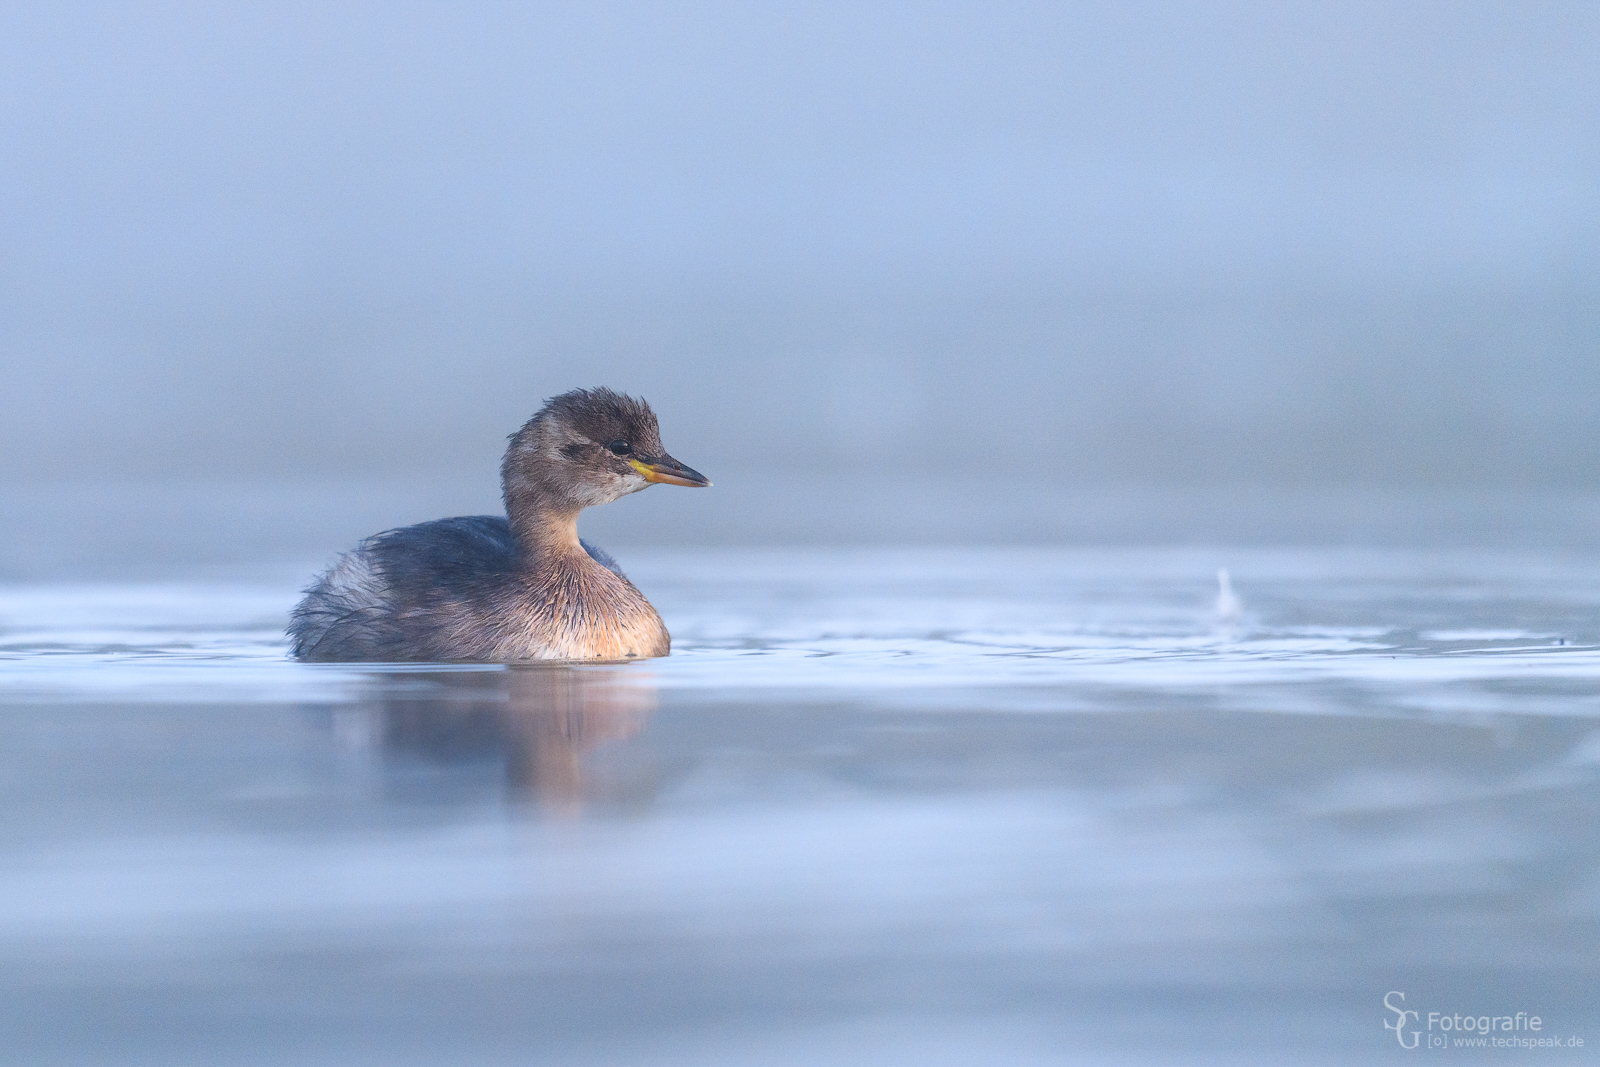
[345,666,657,812]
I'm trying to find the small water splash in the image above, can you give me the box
[1214,569,1242,622]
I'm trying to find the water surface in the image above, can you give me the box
[2,548,1597,1064]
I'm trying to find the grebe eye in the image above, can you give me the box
[607,440,632,455]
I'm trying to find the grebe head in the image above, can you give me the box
[502,387,710,515]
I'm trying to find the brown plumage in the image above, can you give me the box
[288,388,709,662]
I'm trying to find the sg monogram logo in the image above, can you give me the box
[1385,991,1420,1049]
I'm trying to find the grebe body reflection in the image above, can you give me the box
[352,667,656,811]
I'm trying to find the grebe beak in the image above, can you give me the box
[629,456,711,487]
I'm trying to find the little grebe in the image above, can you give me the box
[288,387,708,661]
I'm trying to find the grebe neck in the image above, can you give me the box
[503,479,584,569]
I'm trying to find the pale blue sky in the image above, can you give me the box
[2,1,1596,486]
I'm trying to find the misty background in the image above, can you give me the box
[2,1,1597,575]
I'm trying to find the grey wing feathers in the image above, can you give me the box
[288,517,625,661]
[287,547,391,660]
[288,515,520,661]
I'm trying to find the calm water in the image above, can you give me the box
[2,547,1598,1065]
